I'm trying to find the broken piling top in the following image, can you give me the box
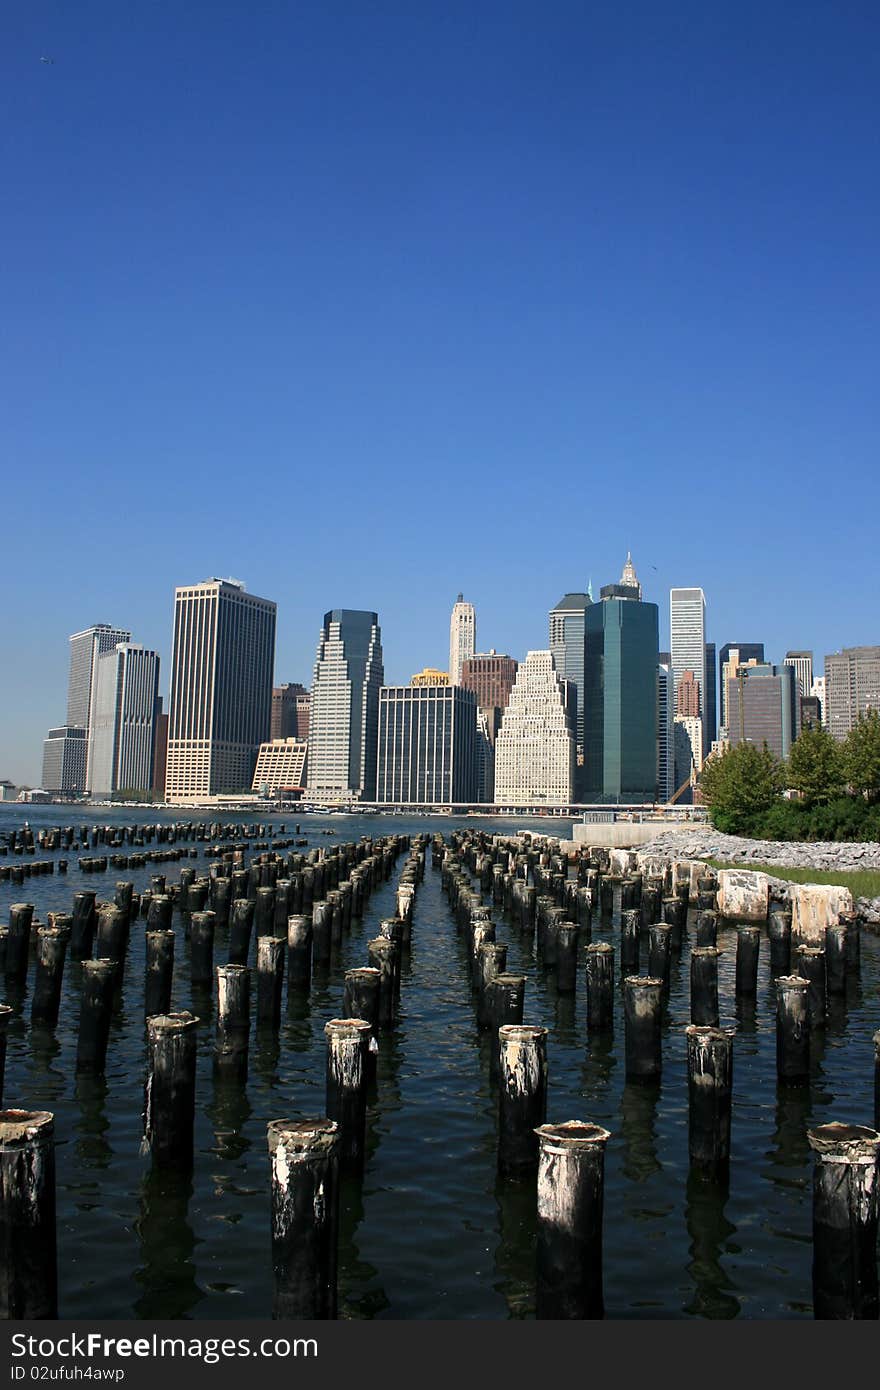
[0,1109,54,1150]
[267,1117,339,1165]
[807,1122,880,1164]
[146,1010,199,1036]
[717,869,769,922]
[791,884,854,948]
[535,1120,611,1153]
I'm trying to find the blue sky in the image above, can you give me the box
[3,1,878,783]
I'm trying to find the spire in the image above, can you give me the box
[587,578,593,602]
[620,552,641,599]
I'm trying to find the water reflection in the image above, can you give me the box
[73,1075,113,1172]
[620,1081,662,1182]
[337,1172,389,1319]
[493,1172,536,1318]
[683,1169,739,1318]
[133,1167,202,1319]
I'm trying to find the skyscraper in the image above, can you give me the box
[88,644,160,799]
[825,647,880,740]
[67,624,132,729]
[549,593,590,766]
[41,727,87,796]
[585,557,659,802]
[165,579,276,803]
[675,670,700,717]
[657,662,674,802]
[726,663,798,759]
[784,651,814,700]
[704,641,717,746]
[376,684,477,804]
[718,642,765,731]
[494,652,575,806]
[670,590,706,745]
[307,610,384,802]
[271,683,310,740]
[460,651,518,753]
[448,595,476,686]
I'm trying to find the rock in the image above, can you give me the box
[790,884,854,947]
[717,869,769,922]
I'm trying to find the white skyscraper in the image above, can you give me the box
[448,594,476,686]
[670,588,707,749]
[63,623,132,789]
[89,644,160,799]
[494,651,575,806]
[307,610,384,801]
[784,651,814,700]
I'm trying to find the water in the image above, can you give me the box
[1,805,878,1319]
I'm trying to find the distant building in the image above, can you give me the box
[41,726,88,796]
[152,700,169,800]
[494,652,575,806]
[475,707,495,803]
[376,685,477,804]
[252,738,308,796]
[657,663,674,802]
[675,669,700,718]
[411,668,450,687]
[0,781,19,802]
[67,624,132,730]
[165,579,276,803]
[585,559,659,802]
[89,644,161,799]
[726,663,798,759]
[674,715,703,798]
[460,651,519,754]
[825,647,880,741]
[810,675,827,727]
[600,552,641,602]
[670,589,707,751]
[718,643,765,731]
[784,651,814,701]
[307,610,383,801]
[271,684,310,740]
[800,696,822,730]
[549,593,591,764]
[448,595,476,686]
[704,641,717,746]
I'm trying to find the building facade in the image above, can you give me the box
[784,651,814,701]
[675,669,700,717]
[670,589,707,749]
[165,579,276,803]
[410,668,450,687]
[726,663,798,759]
[824,647,880,741]
[674,715,704,791]
[704,641,717,746]
[307,610,384,801]
[89,644,160,799]
[152,700,169,800]
[376,684,477,804]
[810,675,827,727]
[584,566,659,803]
[448,595,476,686]
[657,662,674,802]
[718,643,765,731]
[41,727,88,796]
[252,738,308,796]
[494,651,575,806]
[271,683,310,740]
[549,593,591,763]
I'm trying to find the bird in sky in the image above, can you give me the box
[40,56,54,64]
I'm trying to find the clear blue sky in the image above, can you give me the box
[3,1,878,783]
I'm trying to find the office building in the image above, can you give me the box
[549,593,591,761]
[718,643,765,730]
[585,560,659,802]
[726,663,798,759]
[271,684,310,740]
[376,684,477,804]
[674,715,704,796]
[657,662,674,802]
[448,595,476,685]
[670,590,707,750]
[252,738,308,797]
[825,647,880,740]
[411,668,450,687]
[165,579,276,803]
[307,610,384,801]
[800,696,822,730]
[152,699,169,800]
[89,644,160,799]
[675,669,700,718]
[705,641,717,745]
[41,727,87,796]
[494,652,575,806]
[67,624,132,730]
[460,651,518,754]
[784,651,814,700]
[810,676,827,727]
[475,707,495,803]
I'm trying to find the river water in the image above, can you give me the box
[1,805,877,1319]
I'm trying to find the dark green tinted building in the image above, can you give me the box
[584,569,659,802]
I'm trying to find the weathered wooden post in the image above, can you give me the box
[312,901,332,966]
[367,937,399,1029]
[735,926,760,997]
[690,947,721,1027]
[624,977,662,1081]
[143,1013,199,1170]
[620,909,640,975]
[776,975,811,1084]
[824,924,848,998]
[190,911,216,989]
[662,896,686,952]
[214,964,250,1081]
[228,898,255,966]
[807,1122,880,1320]
[256,937,285,1029]
[535,1121,610,1320]
[477,942,508,1025]
[555,923,579,995]
[585,943,614,1034]
[695,910,718,949]
[497,1024,548,1177]
[324,1018,371,1170]
[0,1007,11,1108]
[286,914,313,993]
[95,904,127,964]
[76,960,117,1073]
[686,1025,733,1173]
[144,930,174,1019]
[875,1030,880,1131]
[31,927,69,1027]
[768,906,792,976]
[797,945,826,1029]
[0,1110,57,1317]
[6,905,34,984]
[267,1118,340,1319]
[647,924,672,993]
[485,974,525,1077]
[70,890,97,959]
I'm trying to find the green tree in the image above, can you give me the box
[842,709,880,802]
[699,741,784,832]
[786,724,845,806]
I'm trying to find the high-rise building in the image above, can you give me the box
[784,651,814,701]
[549,593,591,762]
[376,684,477,804]
[825,647,880,740]
[411,668,450,687]
[41,727,88,796]
[704,641,717,746]
[494,652,575,806]
[674,715,704,797]
[67,624,132,730]
[810,675,827,727]
[460,650,518,755]
[675,669,700,717]
[271,683,310,740]
[165,579,276,803]
[307,610,384,801]
[670,590,706,747]
[475,707,495,803]
[657,662,674,802]
[718,643,765,731]
[585,559,659,802]
[726,663,798,759]
[152,698,169,800]
[800,696,822,730]
[252,738,308,796]
[448,594,476,686]
[88,644,160,799]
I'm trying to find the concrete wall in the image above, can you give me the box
[571,822,670,849]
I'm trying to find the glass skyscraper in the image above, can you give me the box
[549,592,591,765]
[307,610,384,801]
